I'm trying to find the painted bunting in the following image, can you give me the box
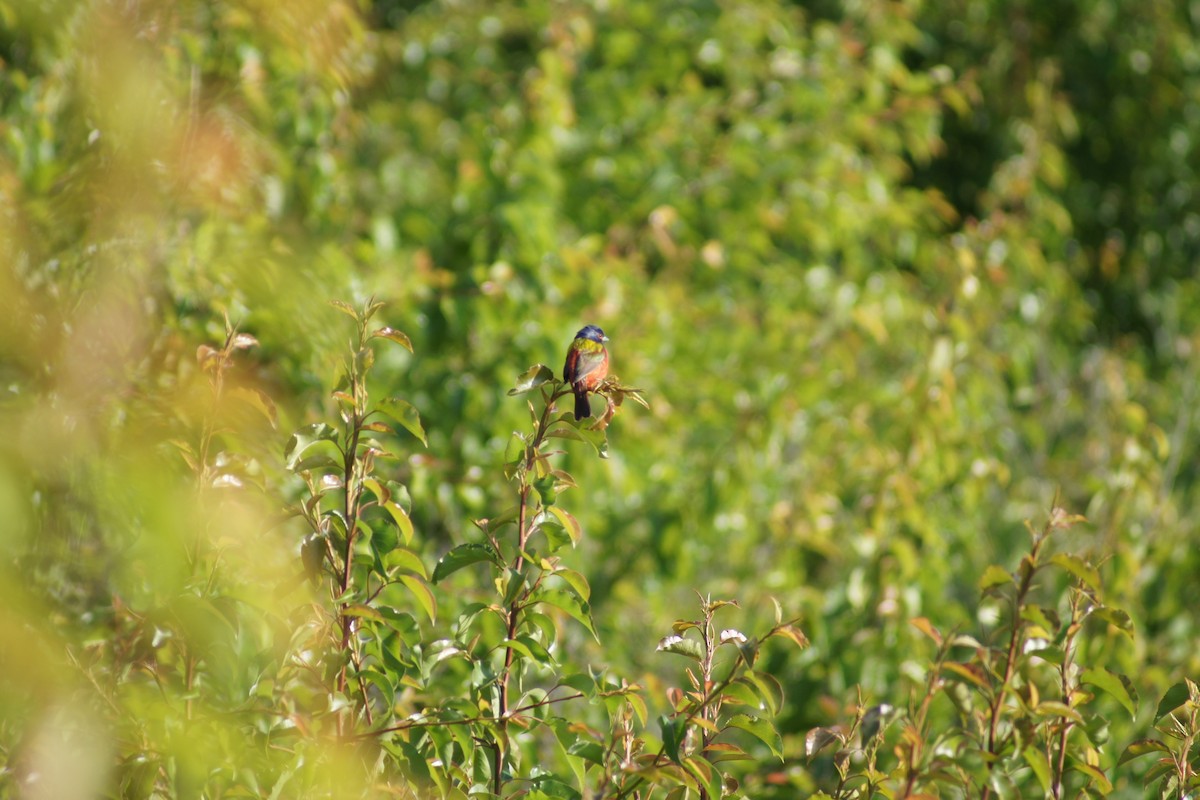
[562,324,610,420]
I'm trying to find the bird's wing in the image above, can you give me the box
[568,348,607,383]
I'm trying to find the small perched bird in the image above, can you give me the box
[562,324,610,420]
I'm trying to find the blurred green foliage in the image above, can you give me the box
[2,0,1199,796]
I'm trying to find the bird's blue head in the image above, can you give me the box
[575,325,609,343]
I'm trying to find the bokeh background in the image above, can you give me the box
[2,0,1199,797]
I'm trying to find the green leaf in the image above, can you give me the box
[554,568,591,603]
[979,564,1012,591]
[376,397,427,446]
[329,299,359,321]
[1049,553,1101,591]
[371,326,413,351]
[432,543,502,583]
[1034,701,1084,724]
[382,499,415,544]
[231,387,278,428]
[1081,667,1137,718]
[383,547,428,579]
[508,364,555,395]
[551,419,609,458]
[1091,606,1134,638]
[284,423,340,470]
[1155,681,1190,721]
[400,575,436,623]
[1117,738,1170,765]
[1021,746,1051,792]
[1070,760,1112,794]
[545,506,583,546]
[342,603,383,622]
[656,635,704,661]
[660,715,687,763]
[534,588,599,641]
[741,671,784,716]
[725,714,784,760]
[987,770,1016,800]
[566,740,605,764]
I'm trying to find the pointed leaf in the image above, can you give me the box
[400,575,436,623]
[377,397,427,446]
[509,364,555,395]
[909,617,943,646]
[285,423,340,470]
[1118,738,1171,765]
[432,543,502,583]
[805,727,844,758]
[383,547,428,580]
[725,714,783,760]
[1081,668,1137,718]
[769,624,809,649]
[1049,553,1101,592]
[1070,760,1112,793]
[660,715,687,763]
[371,327,413,351]
[342,603,384,622]
[1091,606,1134,638]
[979,564,1013,591]
[535,588,598,641]
[1022,746,1051,792]
[545,506,583,547]
[1155,681,1191,721]
[330,299,359,321]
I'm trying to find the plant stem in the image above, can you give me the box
[494,384,571,796]
[981,521,1050,800]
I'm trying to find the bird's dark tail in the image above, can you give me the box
[573,386,590,420]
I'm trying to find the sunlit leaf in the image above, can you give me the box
[655,634,703,661]
[330,299,359,321]
[371,326,413,351]
[432,543,503,583]
[508,364,555,395]
[979,564,1012,591]
[909,616,943,646]
[1081,667,1137,718]
[285,423,340,470]
[725,714,783,759]
[376,397,427,446]
[1117,738,1171,765]
[1155,681,1191,721]
[400,575,436,623]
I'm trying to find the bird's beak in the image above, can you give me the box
[602,335,610,343]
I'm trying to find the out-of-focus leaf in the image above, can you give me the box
[1049,553,1101,592]
[371,326,413,351]
[330,299,359,321]
[1118,738,1171,765]
[805,727,844,759]
[979,564,1012,591]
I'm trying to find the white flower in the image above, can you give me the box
[719,629,748,645]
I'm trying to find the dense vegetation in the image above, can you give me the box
[2,0,1199,797]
